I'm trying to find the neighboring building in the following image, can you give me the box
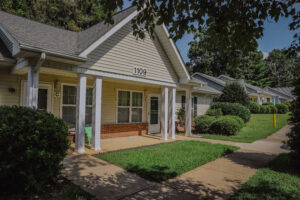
[192,73,293,105]
[176,81,221,120]
[0,7,211,153]
[264,87,295,103]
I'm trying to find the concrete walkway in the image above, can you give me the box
[62,125,291,200]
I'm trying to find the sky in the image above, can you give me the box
[176,16,298,62]
[121,1,299,62]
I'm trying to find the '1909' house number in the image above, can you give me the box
[132,67,147,76]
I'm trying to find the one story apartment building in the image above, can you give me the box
[0,7,214,153]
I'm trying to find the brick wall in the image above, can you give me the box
[68,123,148,141]
[101,123,148,139]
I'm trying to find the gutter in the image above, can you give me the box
[20,44,87,63]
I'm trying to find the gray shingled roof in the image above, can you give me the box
[0,6,136,57]
[195,85,222,94]
[0,38,14,62]
[194,73,226,86]
[272,87,295,98]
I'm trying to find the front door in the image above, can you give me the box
[148,95,160,133]
[21,81,53,113]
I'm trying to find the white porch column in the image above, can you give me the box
[257,94,262,105]
[26,66,39,108]
[75,74,87,153]
[91,76,102,151]
[161,87,168,140]
[185,88,192,136]
[168,88,176,139]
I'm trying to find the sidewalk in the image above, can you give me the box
[62,125,291,200]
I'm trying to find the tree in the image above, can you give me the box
[215,82,250,107]
[0,0,107,31]
[239,51,271,88]
[101,0,299,54]
[186,29,258,77]
[265,49,299,87]
[187,31,271,87]
[287,67,300,164]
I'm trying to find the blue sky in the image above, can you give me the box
[121,1,298,62]
[176,16,298,62]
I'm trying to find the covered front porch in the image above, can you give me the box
[15,63,195,153]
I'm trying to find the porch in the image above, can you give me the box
[68,134,179,155]
[15,64,195,154]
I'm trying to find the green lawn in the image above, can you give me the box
[95,140,238,182]
[199,114,289,143]
[231,153,300,200]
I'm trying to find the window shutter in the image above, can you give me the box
[194,97,197,117]
[181,95,186,110]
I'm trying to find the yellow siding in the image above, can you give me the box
[81,23,178,84]
[1,71,161,124]
[101,81,160,124]
[0,70,21,106]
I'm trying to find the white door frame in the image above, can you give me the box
[148,94,160,134]
[21,80,53,113]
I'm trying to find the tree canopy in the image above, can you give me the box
[101,0,300,54]
[187,28,299,88]
[0,0,108,31]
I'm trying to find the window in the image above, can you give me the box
[181,95,186,109]
[117,90,143,123]
[193,97,197,117]
[62,85,93,126]
[267,98,271,102]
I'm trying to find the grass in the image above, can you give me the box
[199,114,289,143]
[95,140,238,182]
[230,153,300,200]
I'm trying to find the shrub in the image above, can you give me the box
[210,117,240,135]
[262,102,273,106]
[176,108,185,125]
[260,105,269,113]
[283,102,292,111]
[287,75,300,165]
[0,106,70,194]
[194,115,216,133]
[214,82,250,107]
[224,115,245,129]
[249,101,261,113]
[206,108,223,117]
[211,102,251,122]
[275,103,289,114]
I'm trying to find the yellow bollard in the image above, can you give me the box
[273,113,276,128]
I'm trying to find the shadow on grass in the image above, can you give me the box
[125,164,178,182]
[231,180,299,200]
[230,153,300,200]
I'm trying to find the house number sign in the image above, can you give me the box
[133,67,147,77]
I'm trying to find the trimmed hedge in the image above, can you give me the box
[262,102,273,106]
[194,115,216,133]
[224,115,245,129]
[211,102,251,122]
[210,116,240,135]
[0,106,70,194]
[275,103,289,114]
[194,115,244,135]
[206,108,223,117]
[249,102,287,114]
[249,101,261,113]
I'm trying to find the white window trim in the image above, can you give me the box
[20,80,53,113]
[60,83,93,120]
[116,89,144,124]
